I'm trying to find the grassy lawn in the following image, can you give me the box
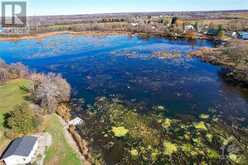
[44,114,82,165]
[0,79,81,165]
[0,79,32,150]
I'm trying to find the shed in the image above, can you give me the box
[69,117,83,126]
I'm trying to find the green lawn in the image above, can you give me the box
[0,79,32,149]
[0,79,31,128]
[44,114,82,165]
[0,79,81,165]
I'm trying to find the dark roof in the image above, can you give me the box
[1,136,38,159]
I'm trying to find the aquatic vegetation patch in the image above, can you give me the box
[130,149,139,159]
[153,51,181,59]
[112,126,129,137]
[77,98,248,164]
[207,148,220,159]
[199,114,210,119]
[163,141,178,156]
[161,118,172,129]
[194,121,208,131]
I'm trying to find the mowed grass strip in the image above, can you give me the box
[44,114,81,165]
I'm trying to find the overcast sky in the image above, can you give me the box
[0,0,248,16]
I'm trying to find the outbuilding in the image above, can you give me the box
[1,136,38,165]
[69,117,84,126]
[238,32,248,40]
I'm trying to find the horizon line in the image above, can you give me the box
[27,9,248,17]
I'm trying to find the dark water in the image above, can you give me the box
[0,34,248,120]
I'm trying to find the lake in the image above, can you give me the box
[1,34,248,164]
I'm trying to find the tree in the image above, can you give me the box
[9,63,29,78]
[31,73,71,113]
[5,103,40,134]
[0,60,29,82]
[0,68,9,83]
[194,22,199,32]
[217,25,225,40]
[171,17,178,25]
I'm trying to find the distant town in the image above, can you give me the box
[0,10,248,40]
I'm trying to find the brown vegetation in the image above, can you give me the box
[0,60,29,83]
[68,125,92,163]
[190,40,248,84]
[56,104,71,122]
[31,73,71,114]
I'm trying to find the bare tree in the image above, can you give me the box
[31,73,71,113]
[9,63,29,78]
[0,68,9,83]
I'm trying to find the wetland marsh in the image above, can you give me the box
[0,34,248,164]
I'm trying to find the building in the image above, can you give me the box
[69,117,84,126]
[238,32,248,40]
[184,25,195,31]
[1,136,38,165]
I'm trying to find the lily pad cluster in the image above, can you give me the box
[112,126,129,137]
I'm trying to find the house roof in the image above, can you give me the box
[1,136,38,159]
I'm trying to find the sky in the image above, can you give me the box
[0,0,248,16]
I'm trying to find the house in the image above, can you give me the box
[238,32,248,40]
[207,29,218,36]
[131,23,138,27]
[231,32,237,38]
[1,136,38,165]
[184,25,195,31]
[69,117,83,126]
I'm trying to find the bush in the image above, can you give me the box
[5,103,41,135]
[0,68,10,83]
[0,59,29,83]
[31,73,71,113]
[8,63,29,79]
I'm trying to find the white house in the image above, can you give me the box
[184,25,195,31]
[69,117,83,126]
[131,23,138,27]
[1,136,38,165]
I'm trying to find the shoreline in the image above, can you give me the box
[0,30,220,42]
[189,39,248,85]
[0,31,131,41]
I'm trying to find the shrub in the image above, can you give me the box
[0,68,10,83]
[5,103,41,135]
[0,59,29,82]
[9,63,29,79]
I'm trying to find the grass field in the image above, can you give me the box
[44,114,81,165]
[0,79,32,150]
